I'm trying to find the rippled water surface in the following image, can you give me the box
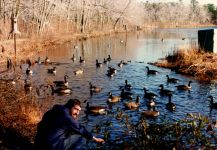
[17,28,217,146]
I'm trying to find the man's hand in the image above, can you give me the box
[93,136,105,143]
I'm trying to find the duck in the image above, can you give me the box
[103,58,109,64]
[47,67,56,74]
[107,92,121,103]
[146,66,158,75]
[143,87,157,99]
[53,75,69,87]
[159,84,173,96]
[141,106,159,118]
[49,84,72,95]
[166,75,180,83]
[124,96,140,109]
[96,59,103,68]
[176,81,192,90]
[166,94,176,111]
[89,82,102,92]
[208,96,217,109]
[26,67,33,76]
[79,56,85,63]
[121,89,133,99]
[85,101,107,115]
[74,68,83,75]
[107,55,112,61]
[71,54,76,61]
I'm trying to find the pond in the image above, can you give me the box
[16,28,217,147]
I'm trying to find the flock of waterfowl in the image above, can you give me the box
[4,52,217,120]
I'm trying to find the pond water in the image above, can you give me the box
[12,28,217,147]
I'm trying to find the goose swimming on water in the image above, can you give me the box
[176,81,192,90]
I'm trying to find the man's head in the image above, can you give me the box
[65,99,81,119]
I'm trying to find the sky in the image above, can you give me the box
[142,0,217,5]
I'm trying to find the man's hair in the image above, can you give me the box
[65,99,81,109]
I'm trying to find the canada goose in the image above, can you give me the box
[85,102,107,115]
[74,68,83,75]
[159,84,173,96]
[74,45,78,49]
[166,94,176,111]
[79,56,85,63]
[71,54,76,61]
[124,96,140,109]
[146,66,158,75]
[141,106,159,118]
[96,60,103,68]
[89,82,102,92]
[107,55,112,61]
[103,58,109,64]
[107,92,121,103]
[107,71,115,77]
[147,99,156,107]
[208,96,217,109]
[26,67,33,76]
[143,87,157,99]
[124,80,132,90]
[176,81,192,90]
[35,57,42,64]
[118,61,123,68]
[108,67,117,74]
[121,89,133,99]
[24,80,32,92]
[53,75,69,87]
[47,67,56,74]
[49,85,72,95]
[166,75,180,83]
[45,56,50,63]
[116,110,124,120]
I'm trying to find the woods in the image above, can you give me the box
[0,0,215,40]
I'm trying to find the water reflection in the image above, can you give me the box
[24,28,217,146]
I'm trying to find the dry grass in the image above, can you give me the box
[153,48,217,82]
[0,79,54,149]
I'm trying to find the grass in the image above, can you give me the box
[153,48,217,82]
